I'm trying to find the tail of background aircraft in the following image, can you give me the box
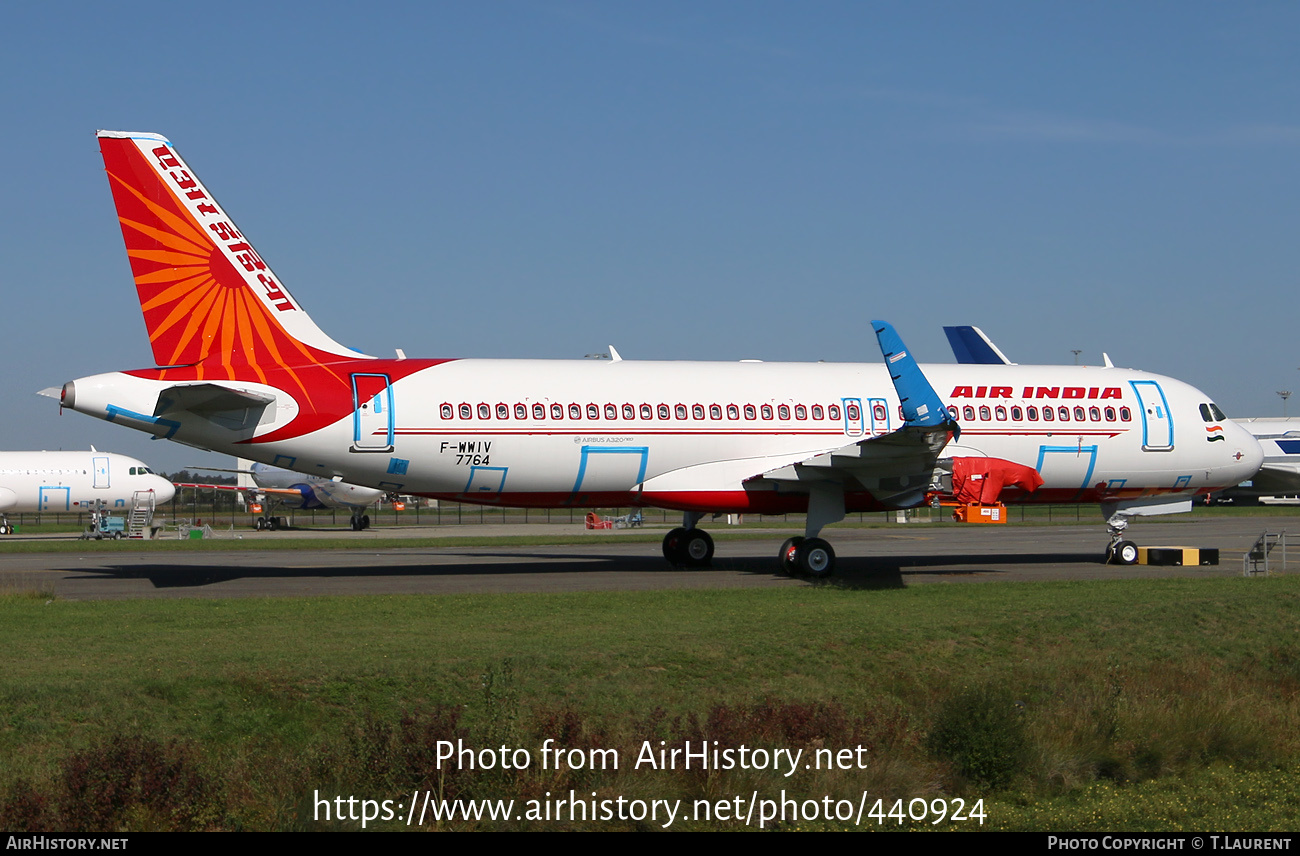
[96,131,371,370]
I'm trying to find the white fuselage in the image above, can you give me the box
[247,462,384,511]
[63,358,1263,513]
[0,451,175,515]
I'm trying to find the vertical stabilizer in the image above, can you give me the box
[96,131,371,369]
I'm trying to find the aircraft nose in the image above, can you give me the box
[152,477,177,504]
[1226,421,1265,482]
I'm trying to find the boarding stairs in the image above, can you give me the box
[127,490,157,539]
[1243,531,1287,576]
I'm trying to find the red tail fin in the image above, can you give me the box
[97,131,370,369]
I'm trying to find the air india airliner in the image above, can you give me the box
[54,131,1263,574]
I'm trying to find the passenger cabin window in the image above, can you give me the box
[1104,406,1116,421]
[812,405,824,420]
[658,404,670,419]
[761,404,774,420]
[1011,406,1023,420]
[710,404,722,420]
[514,403,526,419]
[570,404,582,419]
[979,406,991,421]
[640,404,653,419]
[828,405,841,420]
[1027,406,1038,421]
[605,404,617,420]
[1058,406,1070,421]
[534,403,546,419]
[795,404,807,420]
[777,404,789,420]
[692,404,705,420]
[460,404,472,419]
[846,403,860,421]
[675,404,688,419]
[1089,406,1101,421]
[478,404,491,419]
[995,406,1007,421]
[1120,407,1132,421]
[744,405,757,420]
[496,403,509,419]
[1042,407,1054,421]
[623,404,635,420]
[1074,406,1086,421]
[552,403,564,419]
[441,403,453,419]
[727,404,740,420]
[948,406,958,419]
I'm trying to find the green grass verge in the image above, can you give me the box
[1,575,1298,830]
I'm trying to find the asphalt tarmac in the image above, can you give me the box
[0,514,1292,600]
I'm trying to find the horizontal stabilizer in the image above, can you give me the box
[154,384,275,417]
[944,326,1014,365]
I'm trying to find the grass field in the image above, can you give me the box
[1,574,1297,830]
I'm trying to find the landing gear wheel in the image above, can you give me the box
[267,517,279,531]
[255,517,266,531]
[0,524,9,535]
[797,538,836,578]
[361,514,370,530]
[779,537,805,575]
[350,517,360,531]
[680,530,714,567]
[1112,540,1139,565]
[662,528,689,564]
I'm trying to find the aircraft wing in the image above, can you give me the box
[172,482,305,497]
[1247,464,1300,495]
[172,478,304,494]
[639,322,959,512]
[753,321,959,507]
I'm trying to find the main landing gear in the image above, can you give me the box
[662,516,714,567]
[662,483,848,577]
[349,510,371,531]
[778,536,836,578]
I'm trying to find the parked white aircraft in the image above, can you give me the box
[54,130,1264,573]
[1212,418,1300,502]
[0,449,175,534]
[177,460,384,530]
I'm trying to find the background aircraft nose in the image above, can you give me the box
[152,477,177,504]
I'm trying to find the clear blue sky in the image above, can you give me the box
[2,2,1297,473]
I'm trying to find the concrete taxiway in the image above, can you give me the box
[0,514,1292,601]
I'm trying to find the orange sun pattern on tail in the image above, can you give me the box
[99,133,443,444]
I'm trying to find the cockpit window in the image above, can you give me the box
[1210,403,1227,421]
[1200,403,1212,422]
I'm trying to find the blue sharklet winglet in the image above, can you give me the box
[872,320,961,440]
